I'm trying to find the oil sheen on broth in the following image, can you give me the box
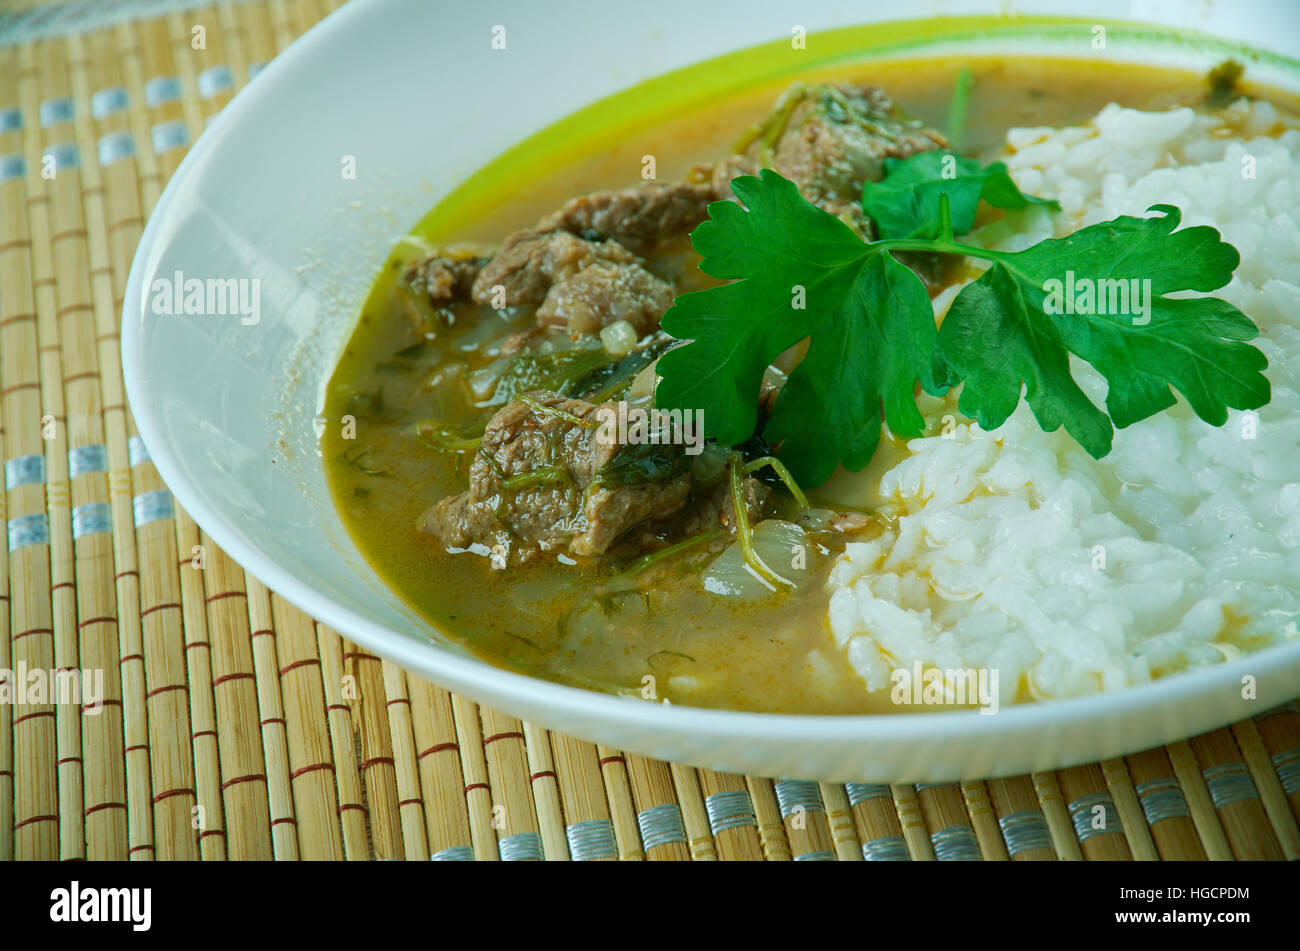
[323,56,1258,714]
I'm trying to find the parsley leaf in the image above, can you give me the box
[656,162,1270,488]
[656,169,944,486]
[938,204,1269,455]
[862,151,1058,239]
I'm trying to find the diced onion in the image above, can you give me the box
[625,359,659,402]
[600,320,638,356]
[691,444,729,484]
[467,355,511,400]
[702,520,813,599]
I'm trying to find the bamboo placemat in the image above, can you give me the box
[0,0,1298,862]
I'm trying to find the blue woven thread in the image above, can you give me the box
[637,803,686,851]
[705,790,756,835]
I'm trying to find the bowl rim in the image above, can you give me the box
[121,0,1300,754]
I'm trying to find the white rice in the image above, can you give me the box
[827,98,1300,704]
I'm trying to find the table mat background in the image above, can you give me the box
[0,0,1298,861]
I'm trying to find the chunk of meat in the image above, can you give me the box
[404,254,485,303]
[771,84,947,222]
[536,261,674,336]
[535,181,714,255]
[413,184,704,339]
[672,475,770,541]
[472,230,635,309]
[400,253,487,332]
[470,230,673,337]
[420,391,774,565]
[704,154,760,199]
[706,82,947,236]
[419,391,693,564]
[610,472,771,558]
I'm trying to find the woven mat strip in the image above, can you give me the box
[0,0,255,48]
[1,0,1299,862]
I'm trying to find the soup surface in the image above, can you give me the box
[323,53,1297,714]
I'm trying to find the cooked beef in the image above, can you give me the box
[707,82,947,236]
[419,390,772,564]
[535,260,675,336]
[470,230,673,337]
[705,154,761,198]
[535,181,714,255]
[404,254,486,303]
[406,183,709,339]
[472,230,627,309]
[609,472,771,559]
[419,391,691,564]
[400,253,488,332]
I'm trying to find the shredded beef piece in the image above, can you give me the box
[608,474,771,559]
[535,260,675,337]
[706,82,947,236]
[703,154,760,198]
[420,391,774,564]
[399,253,488,332]
[418,391,694,564]
[408,184,709,338]
[535,181,715,255]
[404,254,486,303]
[470,230,673,337]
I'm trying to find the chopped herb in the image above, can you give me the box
[574,334,674,403]
[497,343,616,403]
[731,82,808,162]
[597,441,690,486]
[1207,58,1245,107]
[504,631,542,651]
[946,67,974,153]
[594,589,653,615]
[517,393,600,429]
[742,455,808,509]
[647,649,696,671]
[729,452,790,588]
[656,164,1269,486]
[396,272,453,333]
[339,446,391,477]
[476,444,507,479]
[342,385,405,423]
[610,527,726,582]
[375,339,435,374]
[411,419,484,453]
[394,340,432,360]
[500,463,571,492]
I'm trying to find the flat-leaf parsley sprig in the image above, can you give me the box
[654,156,1270,486]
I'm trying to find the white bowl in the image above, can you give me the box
[122,0,1300,782]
